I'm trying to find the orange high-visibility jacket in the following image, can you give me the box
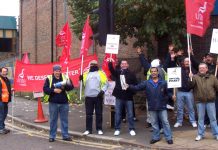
[0,77,9,102]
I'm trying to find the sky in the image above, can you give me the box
[0,0,19,17]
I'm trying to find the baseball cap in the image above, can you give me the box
[90,60,98,65]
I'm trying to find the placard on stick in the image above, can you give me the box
[210,28,218,54]
[167,67,181,88]
[105,34,120,54]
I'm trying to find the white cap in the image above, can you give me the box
[151,59,160,67]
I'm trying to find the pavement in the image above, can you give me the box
[6,96,218,150]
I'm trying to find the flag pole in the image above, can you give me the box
[215,56,218,77]
[79,55,84,100]
[187,33,192,81]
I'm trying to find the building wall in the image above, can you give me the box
[19,0,140,72]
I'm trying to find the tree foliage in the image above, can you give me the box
[68,0,186,51]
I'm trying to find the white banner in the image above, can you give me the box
[210,28,218,54]
[105,34,120,54]
[167,67,181,88]
[104,81,116,105]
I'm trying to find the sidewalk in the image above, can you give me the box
[7,96,218,150]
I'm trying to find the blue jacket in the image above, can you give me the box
[130,79,171,111]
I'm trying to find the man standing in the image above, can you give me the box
[189,63,218,141]
[80,60,108,135]
[108,59,137,136]
[129,67,173,144]
[43,65,74,142]
[0,67,12,134]
[172,57,197,128]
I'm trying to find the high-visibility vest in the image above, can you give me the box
[0,77,9,102]
[43,74,70,103]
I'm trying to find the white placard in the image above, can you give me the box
[210,28,218,54]
[33,92,44,98]
[105,34,120,54]
[167,67,181,88]
[104,81,116,105]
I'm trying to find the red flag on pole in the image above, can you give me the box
[21,52,30,64]
[56,22,72,64]
[80,16,93,57]
[102,53,117,80]
[185,0,215,37]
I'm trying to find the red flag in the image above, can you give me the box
[186,0,215,37]
[56,22,72,63]
[102,53,117,80]
[59,47,70,65]
[21,52,30,64]
[80,16,93,57]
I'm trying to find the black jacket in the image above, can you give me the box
[43,74,74,104]
[108,62,137,100]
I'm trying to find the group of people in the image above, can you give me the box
[1,44,218,145]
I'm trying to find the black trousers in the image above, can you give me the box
[85,97,103,132]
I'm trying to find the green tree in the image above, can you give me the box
[68,0,186,53]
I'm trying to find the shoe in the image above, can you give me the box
[133,117,138,121]
[97,130,103,135]
[146,123,152,128]
[83,130,90,135]
[114,130,120,136]
[122,119,126,123]
[167,140,173,144]
[166,104,174,110]
[174,122,182,128]
[129,130,136,136]
[63,137,72,141]
[150,139,160,144]
[0,129,10,134]
[160,128,163,134]
[192,122,197,128]
[49,138,55,142]
[195,135,203,141]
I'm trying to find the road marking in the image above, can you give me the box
[5,122,122,150]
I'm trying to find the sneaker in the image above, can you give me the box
[146,123,152,128]
[167,104,174,110]
[192,122,197,128]
[63,137,72,141]
[160,128,163,134]
[0,129,10,134]
[83,130,90,135]
[195,135,203,141]
[114,130,120,136]
[133,117,138,121]
[122,119,126,123]
[167,140,173,144]
[129,130,136,136]
[97,130,103,135]
[49,138,55,142]
[174,122,182,128]
[215,136,218,140]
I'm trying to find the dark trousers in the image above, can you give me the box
[0,102,8,130]
[85,97,103,132]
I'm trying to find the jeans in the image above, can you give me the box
[85,97,103,132]
[121,101,136,119]
[115,99,134,130]
[0,102,8,130]
[49,102,69,139]
[196,102,218,137]
[176,91,196,124]
[150,110,172,141]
